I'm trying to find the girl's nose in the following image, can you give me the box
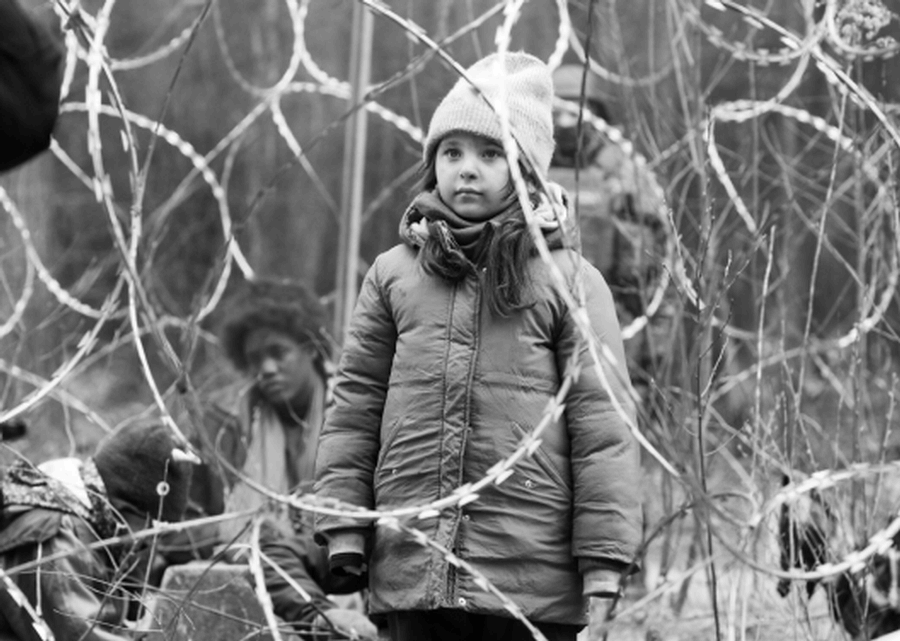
[459,159,477,180]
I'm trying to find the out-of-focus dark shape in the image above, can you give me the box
[0,0,65,172]
[776,475,834,599]
[0,420,27,442]
[776,474,900,639]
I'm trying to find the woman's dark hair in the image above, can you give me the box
[219,278,332,374]
[415,145,541,317]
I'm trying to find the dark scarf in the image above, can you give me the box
[399,189,566,264]
[1,458,120,540]
[399,190,507,261]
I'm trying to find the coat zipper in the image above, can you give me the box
[447,270,483,605]
[459,271,483,486]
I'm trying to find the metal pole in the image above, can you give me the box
[333,2,374,345]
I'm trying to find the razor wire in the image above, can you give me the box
[1,0,900,638]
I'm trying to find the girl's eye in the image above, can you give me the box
[483,147,503,160]
[443,147,461,159]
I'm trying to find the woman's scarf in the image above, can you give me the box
[220,374,326,542]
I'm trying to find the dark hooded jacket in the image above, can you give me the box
[0,459,136,641]
[315,194,642,625]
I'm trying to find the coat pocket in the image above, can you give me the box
[510,422,572,498]
[373,416,403,484]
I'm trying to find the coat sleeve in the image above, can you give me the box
[555,258,643,570]
[314,256,397,541]
[260,524,366,631]
[0,0,64,172]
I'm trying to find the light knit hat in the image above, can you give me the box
[423,51,555,176]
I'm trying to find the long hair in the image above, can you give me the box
[415,151,541,317]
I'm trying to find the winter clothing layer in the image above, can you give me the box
[1,458,118,540]
[315,215,641,624]
[0,0,64,172]
[0,459,136,641]
[187,380,323,541]
[399,189,566,257]
[260,523,367,634]
[424,51,555,175]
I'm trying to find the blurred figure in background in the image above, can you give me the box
[168,277,377,640]
[549,62,673,401]
[0,419,197,641]
[0,0,64,172]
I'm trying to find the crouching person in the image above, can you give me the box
[0,419,197,641]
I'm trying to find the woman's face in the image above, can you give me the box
[435,132,511,221]
[243,327,318,406]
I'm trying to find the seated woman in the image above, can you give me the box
[166,277,378,640]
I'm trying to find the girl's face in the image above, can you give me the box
[435,132,511,221]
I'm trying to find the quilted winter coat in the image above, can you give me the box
[314,242,642,625]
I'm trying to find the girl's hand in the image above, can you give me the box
[588,596,617,638]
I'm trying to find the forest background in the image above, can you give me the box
[1,0,900,639]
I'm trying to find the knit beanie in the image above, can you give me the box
[93,419,195,522]
[423,51,555,176]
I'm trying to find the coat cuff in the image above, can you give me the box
[578,558,631,597]
[324,530,368,577]
[582,567,624,597]
[325,530,367,556]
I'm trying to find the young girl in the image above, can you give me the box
[314,51,642,641]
